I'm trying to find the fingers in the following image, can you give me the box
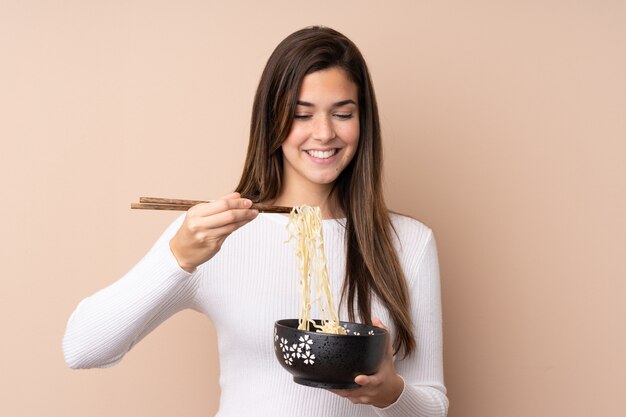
[328,320,401,408]
[373,317,394,356]
[348,396,372,405]
[217,191,241,199]
[207,217,256,238]
[355,374,385,390]
[372,317,388,330]
[331,373,401,408]
[191,196,254,217]
[196,207,258,230]
[354,374,372,386]
[181,191,259,243]
[330,386,374,405]
[170,192,262,272]
[328,388,359,399]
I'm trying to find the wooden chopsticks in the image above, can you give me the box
[131,197,293,213]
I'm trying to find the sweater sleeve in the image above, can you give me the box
[62,214,199,369]
[375,230,449,417]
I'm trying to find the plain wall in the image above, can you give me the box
[1,1,624,416]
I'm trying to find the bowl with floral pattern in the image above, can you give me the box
[273,319,389,389]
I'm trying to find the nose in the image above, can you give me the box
[312,116,336,142]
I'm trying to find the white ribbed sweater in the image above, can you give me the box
[63,213,448,417]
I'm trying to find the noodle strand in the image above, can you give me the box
[287,206,346,335]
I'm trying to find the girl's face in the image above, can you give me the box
[281,67,360,194]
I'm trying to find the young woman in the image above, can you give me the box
[63,26,448,417]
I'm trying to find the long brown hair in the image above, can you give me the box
[235,26,415,356]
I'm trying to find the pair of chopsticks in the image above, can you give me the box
[131,197,293,213]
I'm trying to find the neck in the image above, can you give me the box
[271,183,342,219]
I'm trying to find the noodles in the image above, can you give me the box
[286,206,346,335]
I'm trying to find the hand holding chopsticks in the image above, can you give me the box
[131,197,293,213]
[136,192,285,272]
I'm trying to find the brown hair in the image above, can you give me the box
[235,26,415,356]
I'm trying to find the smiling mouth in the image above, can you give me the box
[305,149,338,159]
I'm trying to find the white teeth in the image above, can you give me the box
[306,149,337,159]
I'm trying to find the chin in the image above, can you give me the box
[310,175,339,185]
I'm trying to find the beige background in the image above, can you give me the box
[1,1,625,416]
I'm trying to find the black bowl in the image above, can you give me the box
[274,319,389,389]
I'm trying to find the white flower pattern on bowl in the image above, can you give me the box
[279,334,315,366]
[303,350,315,364]
[276,324,377,367]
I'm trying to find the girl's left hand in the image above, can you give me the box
[329,318,404,408]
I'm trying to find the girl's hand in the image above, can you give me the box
[169,192,258,272]
[329,318,404,408]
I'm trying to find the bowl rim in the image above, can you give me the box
[274,318,388,337]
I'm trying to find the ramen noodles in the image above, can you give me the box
[286,205,346,335]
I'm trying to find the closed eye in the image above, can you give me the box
[293,113,354,120]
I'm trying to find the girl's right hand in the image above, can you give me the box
[169,192,258,272]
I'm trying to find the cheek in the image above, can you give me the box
[287,123,309,141]
[343,139,360,166]
[344,124,360,147]
[336,120,359,143]
[283,137,305,154]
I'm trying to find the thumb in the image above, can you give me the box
[372,317,393,355]
[372,317,388,330]
[218,191,241,200]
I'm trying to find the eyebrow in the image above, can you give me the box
[296,99,357,108]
